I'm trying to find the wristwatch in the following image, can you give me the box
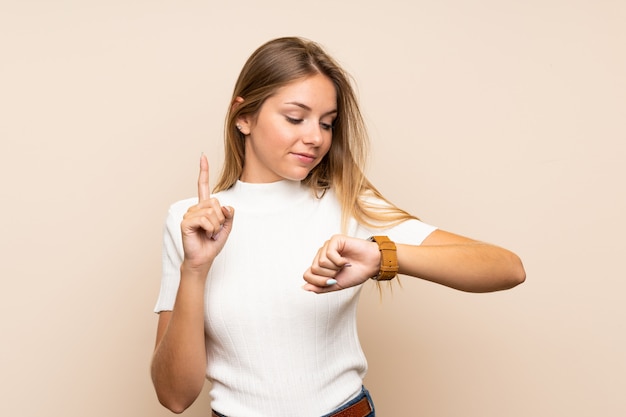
[367,236,398,280]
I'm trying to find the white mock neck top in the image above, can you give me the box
[155,180,436,416]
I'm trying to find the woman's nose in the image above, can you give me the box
[302,123,324,145]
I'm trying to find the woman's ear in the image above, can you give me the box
[235,119,250,135]
[232,96,244,109]
[233,97,251,135]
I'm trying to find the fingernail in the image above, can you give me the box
[344,263,352,267]
[326,279,337,286]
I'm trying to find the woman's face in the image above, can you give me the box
[238,73,337,183]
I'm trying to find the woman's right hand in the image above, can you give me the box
[180,154,234,274]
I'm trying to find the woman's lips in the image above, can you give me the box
[292,153,316,163]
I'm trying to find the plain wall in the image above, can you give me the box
[1,1,625,416]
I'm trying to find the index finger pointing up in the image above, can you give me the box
[198,153,210,201]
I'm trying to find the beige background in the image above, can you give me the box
[1,1,625,416]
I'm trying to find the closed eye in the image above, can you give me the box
[286,116,333,131]
[286,116,303,125]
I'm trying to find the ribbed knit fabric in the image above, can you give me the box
[155,180,437,416]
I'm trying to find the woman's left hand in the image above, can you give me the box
[303,235,380,293]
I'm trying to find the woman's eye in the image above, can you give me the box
[320,122,333,131]
[286,116,303,124]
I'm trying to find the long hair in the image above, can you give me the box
[214,37,415,230]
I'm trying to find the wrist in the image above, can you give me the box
[180,261,211,281]
[367,236,399,280]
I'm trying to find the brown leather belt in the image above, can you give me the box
[211,395,372,417]
[328,395,372,417]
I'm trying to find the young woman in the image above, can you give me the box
[151,37,525,417]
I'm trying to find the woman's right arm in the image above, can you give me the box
[151,155,234,413]
[151,266,210,413]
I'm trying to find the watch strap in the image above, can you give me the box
[368,235,398,280]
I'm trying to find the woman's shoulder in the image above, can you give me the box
[167,197,198,218]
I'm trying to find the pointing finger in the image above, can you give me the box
[198,153,210,202]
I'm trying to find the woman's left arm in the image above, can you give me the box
[397,229,525,293]
[303,230,525,293]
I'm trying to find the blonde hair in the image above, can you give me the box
[214,36,415,230]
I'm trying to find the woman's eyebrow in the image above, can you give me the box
[285,101,338,116]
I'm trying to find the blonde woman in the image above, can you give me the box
[151,37,525,417]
